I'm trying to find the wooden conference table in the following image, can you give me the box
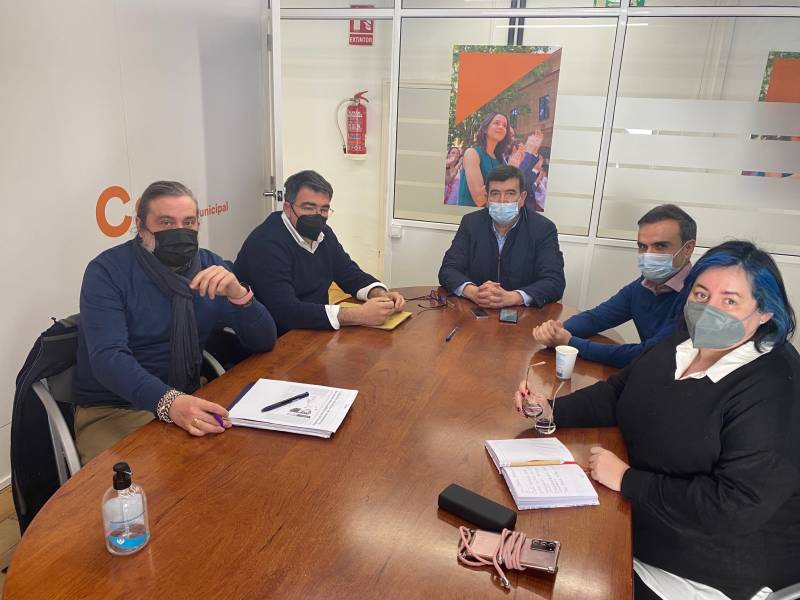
[6,287,631,600]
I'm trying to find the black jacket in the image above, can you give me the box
[438,207,565,307]
[12,315,79,533]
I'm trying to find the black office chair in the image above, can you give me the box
[12,315,227,532]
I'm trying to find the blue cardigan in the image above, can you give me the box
[438,207,565,308]
[73,240,277,413]
[234,212,378,336]
[564,277,686,368]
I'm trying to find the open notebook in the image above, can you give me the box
[485,438,599,510]
[228,379,357,438]
[339,302,412,330]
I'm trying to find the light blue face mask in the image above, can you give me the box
[487,202,520,227]
[638,242,689,282]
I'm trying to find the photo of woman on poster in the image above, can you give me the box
[443,45,562,212]
[444,146,463,205]
[457,111,512,206]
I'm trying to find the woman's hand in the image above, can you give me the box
[588,447,630,492]
[507,145,525,168]
[514,379,549,419]
[526,129,544,155]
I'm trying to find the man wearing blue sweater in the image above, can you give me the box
[234,170,406,337]
[73,181,277,462]
[533,204,696,368]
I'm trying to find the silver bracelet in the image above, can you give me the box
[156,389,182,423]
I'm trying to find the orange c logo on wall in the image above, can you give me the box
[96,185,133,237]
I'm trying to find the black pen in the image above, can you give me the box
[261,391,309,413]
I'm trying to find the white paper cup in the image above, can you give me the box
[555,345,579,379]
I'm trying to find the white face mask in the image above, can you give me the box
[638,241,689,282]
[487,202,519,226]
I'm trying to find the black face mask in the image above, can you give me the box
[152,228,199,268]
[290,204,327,241]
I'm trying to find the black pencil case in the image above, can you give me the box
[438,483,517,532]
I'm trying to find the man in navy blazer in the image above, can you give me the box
[438,164,565,309]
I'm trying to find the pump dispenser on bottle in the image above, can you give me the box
[102,462,150,555]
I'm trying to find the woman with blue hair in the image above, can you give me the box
[515,240,800,600]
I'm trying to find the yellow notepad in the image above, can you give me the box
[328,285,351,305]
[339,302,412,331]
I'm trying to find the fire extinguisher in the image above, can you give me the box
[337,91,368,160]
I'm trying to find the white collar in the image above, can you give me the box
[281,211,325,254]
[674,338,772,383]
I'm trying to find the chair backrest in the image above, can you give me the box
[11,314,80,532]
[45,365,75,406]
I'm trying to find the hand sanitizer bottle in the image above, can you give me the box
[102,462,150,555]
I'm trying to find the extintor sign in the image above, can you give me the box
[349,4,373,46]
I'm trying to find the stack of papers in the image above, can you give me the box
[485,438,599,510]
[228,379,357,438]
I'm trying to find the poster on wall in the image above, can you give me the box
[443,45,562,212]
[741,51,800,179]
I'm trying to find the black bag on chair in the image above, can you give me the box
[11,315,79,533]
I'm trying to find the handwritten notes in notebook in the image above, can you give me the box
[485,438,598,510]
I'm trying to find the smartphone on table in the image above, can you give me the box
[471,307,488,319]
[499,309,518,324]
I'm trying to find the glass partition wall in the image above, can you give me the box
[278,3,800,290]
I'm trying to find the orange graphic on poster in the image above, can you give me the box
[764,57,800,103]
[96,185,132,237]
[454,52,552,125]
[742,51,800,179]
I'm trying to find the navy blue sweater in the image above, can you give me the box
[564,277,685,368]
[234,212,378,336]
[437,207,565,308]
[73,240,277,413]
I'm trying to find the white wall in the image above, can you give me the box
[0,0,268,486]
[281,19,392,279]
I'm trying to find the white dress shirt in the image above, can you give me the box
[280,212,387,329]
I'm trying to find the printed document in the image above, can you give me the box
[229,379,357,438]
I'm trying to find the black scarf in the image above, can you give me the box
[133,239,202,394]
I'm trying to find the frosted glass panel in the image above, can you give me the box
[600,17,800,255]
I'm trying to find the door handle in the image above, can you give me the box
[263,189,284,202]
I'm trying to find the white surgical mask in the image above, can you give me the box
[487,202,520,227]
[638,241,689,282]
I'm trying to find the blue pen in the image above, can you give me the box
[445,326,459,342]
[213,414,226,427]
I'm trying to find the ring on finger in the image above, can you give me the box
[191,417,201,428]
